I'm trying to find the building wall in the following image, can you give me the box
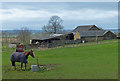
[74,32,81,40]
[103,31,116,40]
[82,36,104,42]
[9,44,16,48]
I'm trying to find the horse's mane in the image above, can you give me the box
[24,51,31,56]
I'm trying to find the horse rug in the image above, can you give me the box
[10,52,27,63]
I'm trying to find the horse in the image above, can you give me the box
[10,50,35,70]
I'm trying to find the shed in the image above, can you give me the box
[9,43,20,48]
[103,31,117,40]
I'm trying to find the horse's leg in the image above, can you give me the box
[12,61,16,70]
[25,63,26,70]
[21,63,23,71]
[14,63,16,70]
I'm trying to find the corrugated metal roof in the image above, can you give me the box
[78,31,105,37]
[32,33,73,41]
[49,34,63,37]
[72,25,94,32]
[35,34,63,40]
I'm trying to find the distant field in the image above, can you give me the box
[2,40,118,79]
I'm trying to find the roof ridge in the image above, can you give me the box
[72,25,95,32]
[78,25,95,27]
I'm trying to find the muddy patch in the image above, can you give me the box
[39,64,59,71]
[3,64,59,73]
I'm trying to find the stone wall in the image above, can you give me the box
[82,37,104,42]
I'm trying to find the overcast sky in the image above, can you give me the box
[1,2,118,30]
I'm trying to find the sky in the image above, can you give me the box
[1,2,118,30]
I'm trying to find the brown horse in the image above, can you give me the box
[10,50,35,70]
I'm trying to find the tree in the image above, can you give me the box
[32,32,41,39]
[42,16,64,34]
[2,30,9,47]
[17,27,31,45]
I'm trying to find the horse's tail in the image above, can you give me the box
[10,52,15,62]
[10,53,16,66]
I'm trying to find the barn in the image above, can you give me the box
[72,25,116,42]
[30,33,74,45]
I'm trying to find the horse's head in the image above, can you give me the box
[29,50,35,58]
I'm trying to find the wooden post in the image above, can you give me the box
[37,56,39,66]
[96,30,98,43]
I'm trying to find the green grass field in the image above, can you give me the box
[2,40,118,79]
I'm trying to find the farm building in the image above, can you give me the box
[9,43,20,48]
[72,25,116,42]
[30,25,116,46]
[30,33,74,45]
[103,31,117,40]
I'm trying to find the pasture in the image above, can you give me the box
[2,40,118,79]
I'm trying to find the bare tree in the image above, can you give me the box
[2,30,9,47]
[32,32,42,39]
[17,27,31,45]
[42,16,64,34]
